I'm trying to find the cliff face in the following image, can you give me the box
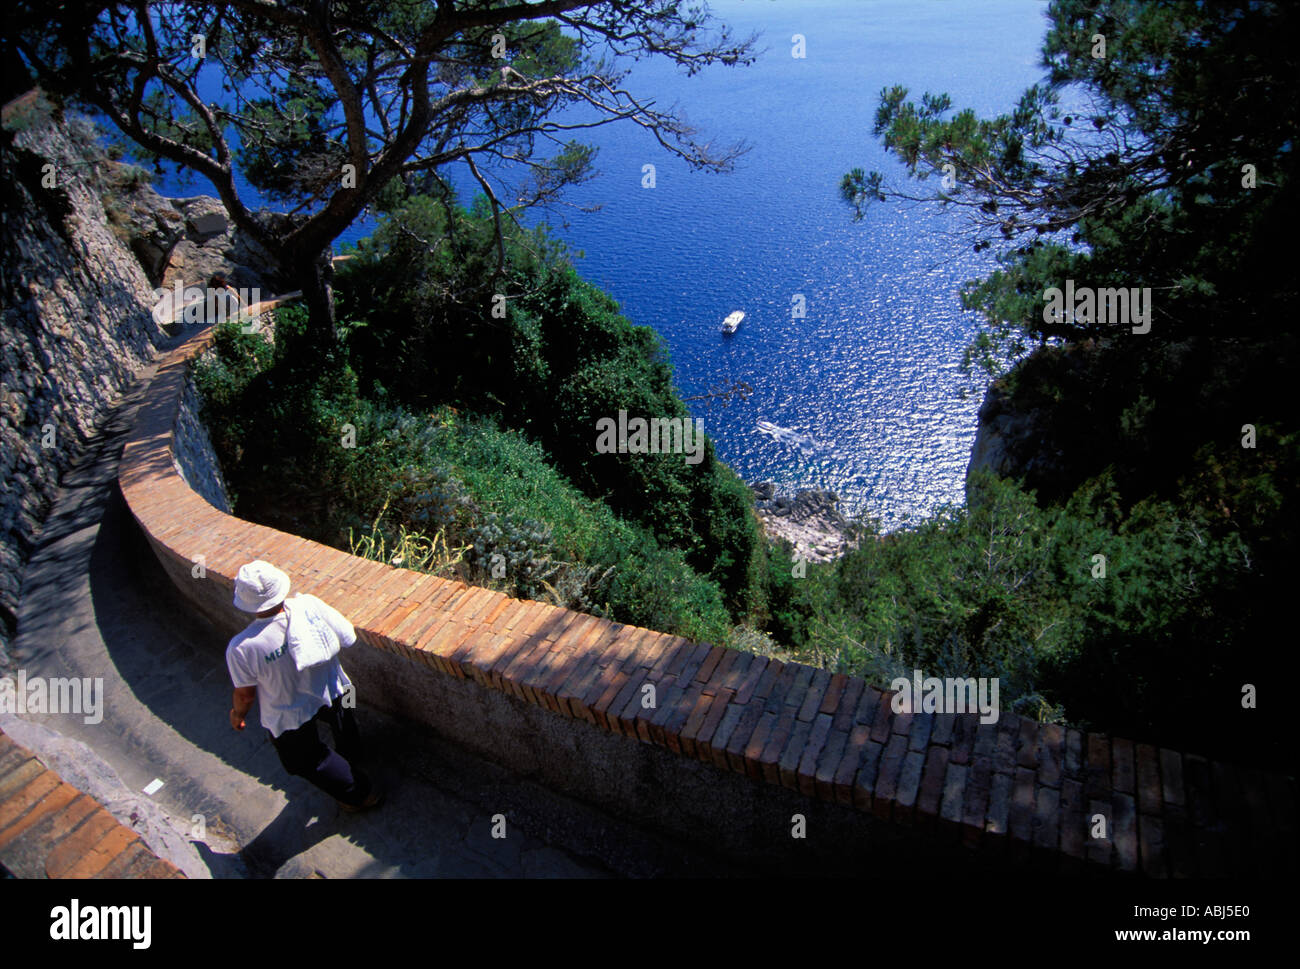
[0,98,237,671]
[964,377,1063,487]
[1,105,171,666]
[963,342,1100,505]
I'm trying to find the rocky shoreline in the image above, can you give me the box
[748,482,857,563]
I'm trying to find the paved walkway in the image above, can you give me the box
[7,349,743,879]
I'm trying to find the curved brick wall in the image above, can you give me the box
[118,321,1296,877]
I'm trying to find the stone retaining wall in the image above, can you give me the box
[1,110,170,668]
[173,377,231,514]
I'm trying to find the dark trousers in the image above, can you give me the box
[269,695,372,806]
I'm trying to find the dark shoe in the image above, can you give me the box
[337,784,385,814]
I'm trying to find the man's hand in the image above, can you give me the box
[230,686,256,731]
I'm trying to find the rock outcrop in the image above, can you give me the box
[964,342,1105,506]
[750,484,856,563]
[1,103,171,668]
[964,377,1054,485]
[157,195,290,299]
[0,96,249,670]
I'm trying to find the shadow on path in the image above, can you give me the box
[12,348,748,878]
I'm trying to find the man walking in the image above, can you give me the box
[226,560,383,812]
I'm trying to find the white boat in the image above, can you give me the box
[756,420,817,456]
[721,310,744,334]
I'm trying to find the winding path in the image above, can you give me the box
[7,326,742,879]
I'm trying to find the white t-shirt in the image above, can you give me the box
[226,594,357,737]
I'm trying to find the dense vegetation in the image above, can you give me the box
[336,190,765,616]
[767,469,1272,758]
[194,194,766,648]
[190,0,1293,767]
[830,0,1295,762]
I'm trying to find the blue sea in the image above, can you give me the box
[156,0,1052,527]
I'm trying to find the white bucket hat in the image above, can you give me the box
[234,560,291,613]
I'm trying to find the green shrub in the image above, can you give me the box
[334,195,766,615]
[192,325,733,643]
